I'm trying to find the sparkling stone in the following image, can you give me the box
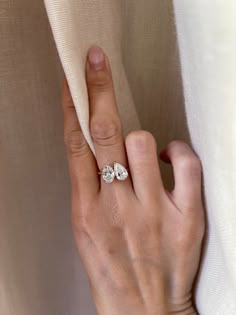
[114,162,128,181]
[102,165,115,183]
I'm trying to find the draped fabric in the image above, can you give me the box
[173,2,236,313]
[0,0,235,314]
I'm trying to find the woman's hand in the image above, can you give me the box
[62,46,205,315]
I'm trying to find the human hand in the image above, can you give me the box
[62,46,205,315]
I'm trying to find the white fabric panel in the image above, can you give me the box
[44,0,141,155]
[174,1,236,314]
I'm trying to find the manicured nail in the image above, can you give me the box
[88,46,105,70]
[159,150,171,164]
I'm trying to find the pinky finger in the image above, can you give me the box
[160,141,203,210]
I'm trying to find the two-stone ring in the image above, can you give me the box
[98,162,129,183]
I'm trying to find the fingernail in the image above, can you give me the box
[159,150,171,164]
[88,46,105,71]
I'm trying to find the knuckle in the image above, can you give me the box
[179,155,202,175]
[90,118,122,146]
[87,71,112,94]
[168,140,182,148]
[167,140,189,153]
[175,233,190,251]
[126,130,155,150]
[64,129,88,157]
[168,141,202,175]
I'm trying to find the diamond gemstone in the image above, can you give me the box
[114,163,128,181]
[102,165,115,183]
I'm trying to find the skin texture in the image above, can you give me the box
[62,46,205,315]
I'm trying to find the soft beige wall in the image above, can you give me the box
[0,2,95,314]
[121,0,188,188]
[0,1,188,314]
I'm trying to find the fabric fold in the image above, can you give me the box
[174,1,236,313]
[44,0,140,154]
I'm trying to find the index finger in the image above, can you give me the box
[62,78,100,199]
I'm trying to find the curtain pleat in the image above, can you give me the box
[174,1,236,313]
[44,0,141,154]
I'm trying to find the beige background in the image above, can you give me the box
[121,0,188,187]
[0,1,188,314]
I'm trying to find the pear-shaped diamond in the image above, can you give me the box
[114,163,128,181]
[102,165,115,183]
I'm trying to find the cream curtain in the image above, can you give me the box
[174,2,236,313]
[0,0,235,314]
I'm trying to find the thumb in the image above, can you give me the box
[160,141,202,210]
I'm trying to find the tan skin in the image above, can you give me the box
[62,46,205,315]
